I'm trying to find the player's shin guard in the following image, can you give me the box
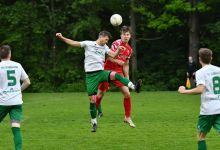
[90,102,97,119]
[124,97,131,118]
[115,73,130,86]
[198,140,207,150]
[98,104,102,113]
[12,127,22,150]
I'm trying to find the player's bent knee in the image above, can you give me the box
[124,93,130,98]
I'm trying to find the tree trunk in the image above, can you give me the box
[51,0,56,68]
[188,0,201,86]
[188,0,201,66]
[130,0,137,83]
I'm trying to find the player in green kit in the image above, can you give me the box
[0,45,31,150]
[178,48,220,150]
[56,31,142,132]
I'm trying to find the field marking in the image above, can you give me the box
[24,99,62,104]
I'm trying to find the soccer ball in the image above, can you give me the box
[110,14,122,26]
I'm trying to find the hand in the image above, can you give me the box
[178,86,186,94]
[187,72,189,76]
[193,72,195,76]
[56,33,63,39]
[118,46,125,51]
[117,60,124,66]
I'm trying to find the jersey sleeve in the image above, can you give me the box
[196,71,205,86]
[20,65,28,80]
[110,41,120,52]
[105,45,110,54]
[80,41,88,48]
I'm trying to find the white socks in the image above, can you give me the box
[128,82,135,90]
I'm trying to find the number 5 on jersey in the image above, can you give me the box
[7,70,16,86]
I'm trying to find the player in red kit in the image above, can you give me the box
[96,26,137,127]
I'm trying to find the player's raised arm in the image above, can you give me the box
[56,33,81,47]
[108,46,125,58]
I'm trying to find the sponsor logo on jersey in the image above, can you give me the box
[94,49,103,55]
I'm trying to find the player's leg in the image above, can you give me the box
[10,105,23,150]
[197,115,214,150]
[192,73,196,86]
[118,85,135,127]
[96,87,107,117]
[110,71,142,93]
[86,72,104,132]
[197,130,207,150]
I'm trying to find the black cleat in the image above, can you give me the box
[97,112,103,117]
[135,79,142,93]
[91,123,97,132]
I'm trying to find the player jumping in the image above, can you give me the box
[96,26,137,127]
[56,31,142,132]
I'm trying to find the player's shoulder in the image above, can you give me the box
[81,40,95,45]
[112,39,122,45]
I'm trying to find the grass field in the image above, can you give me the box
[1,92,220,150]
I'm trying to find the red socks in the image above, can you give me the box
[95,96,102,110]
[124,97,131,117]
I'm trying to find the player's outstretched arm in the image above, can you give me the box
[108,46,125,58]
[56,33,81,47]
[178,84,204,95]
[21,78,31,91]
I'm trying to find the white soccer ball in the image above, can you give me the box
[110,14,122,26]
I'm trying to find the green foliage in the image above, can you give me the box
[0,0,220,92]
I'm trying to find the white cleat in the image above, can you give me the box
[124,117,136,128]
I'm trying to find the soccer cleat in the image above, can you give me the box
[97,112,103,117]
[91,123,97,132]
[135,79,142,93]
[124,117,136,128]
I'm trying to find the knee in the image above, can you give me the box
[124,92,130,98]
[97,91,105,99]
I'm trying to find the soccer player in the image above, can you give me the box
[186,56,197,86]
[0,45,31,150]
[96,26,136,127]
[56,31,142,132]
[178,48,220,150]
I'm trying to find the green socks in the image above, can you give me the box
[115,73,130,86]
[90,102,97,119]
[98,104,102,113]
[198,140,207,150]
[12,127,22,150]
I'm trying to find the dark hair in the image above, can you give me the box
[120,26,132,35]
[199,48,212,64]
[0,45,11,59]
[98,31,112,39]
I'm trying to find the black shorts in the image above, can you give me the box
[188,72,195,80]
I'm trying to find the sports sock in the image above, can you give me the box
[198,140,207,150]
[12,127,22,150]
[124,97,131,117]
[95,96,102,111]
[90,102,96,119]
[98,104,102,113]
[115,73,134,89]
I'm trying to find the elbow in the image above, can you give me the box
[27,80,31,86]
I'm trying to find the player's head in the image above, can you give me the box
[98,31,112,46]
[0,45,11,60]
[199,48,212,65]
[120,26,131,44]
[188,56,192,61]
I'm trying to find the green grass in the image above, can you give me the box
[1,92,220,150]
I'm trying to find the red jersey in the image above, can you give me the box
[104,39,132,72]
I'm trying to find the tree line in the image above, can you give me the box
[0,0,220,92]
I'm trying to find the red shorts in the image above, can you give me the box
[98,71,125,90]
